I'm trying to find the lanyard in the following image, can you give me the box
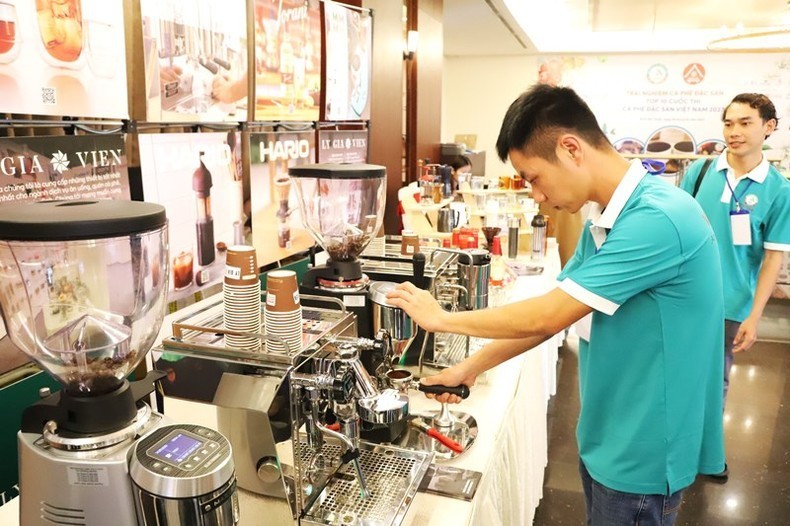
[724,176,754,212]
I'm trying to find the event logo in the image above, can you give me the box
[646,64,668,84]
[683,63,706,85]
[50,151,70,173]
[0,155,44,177]
[259,139,311,161]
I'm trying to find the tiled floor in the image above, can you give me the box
[533,334,790,525]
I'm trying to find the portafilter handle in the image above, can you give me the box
[417,383,470,399]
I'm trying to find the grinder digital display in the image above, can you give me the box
[151,432,203,464]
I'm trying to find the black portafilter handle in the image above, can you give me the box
[412,252,426,289]
[417,383,470,399]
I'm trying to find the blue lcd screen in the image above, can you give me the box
[152,432,203,464]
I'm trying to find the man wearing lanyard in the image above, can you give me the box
[680,93,790,480]
[388,84,725,525]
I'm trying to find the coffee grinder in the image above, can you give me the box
[289,163,386,338]
[0,201,238,526]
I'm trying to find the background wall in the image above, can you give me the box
[441,55,538,179]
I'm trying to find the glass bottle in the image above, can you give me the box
[193,151,215,266]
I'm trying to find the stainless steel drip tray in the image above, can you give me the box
[300,441,432,526]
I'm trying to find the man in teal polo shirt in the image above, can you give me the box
[387,84,725,525]
[680,93,790,479]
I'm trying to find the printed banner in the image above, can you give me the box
[140,0,248,123]
[317,129,368,163]
[139,132,247,303]
[250,130,316,266]
[537,53,790,159]
[0,134,130,203]
[253,0,322,121]
[324,2,372,121]
[0,0,128,118]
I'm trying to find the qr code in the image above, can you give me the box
[41,87,56,105]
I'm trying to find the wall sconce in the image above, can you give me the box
[404,30,419,59]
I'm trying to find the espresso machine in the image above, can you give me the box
[288,163,386,338]
[0,201,238,526]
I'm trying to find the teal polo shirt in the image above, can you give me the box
[680,153,790,322]
[558,160,725,495]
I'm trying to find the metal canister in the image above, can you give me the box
[456,248,491,310]
[531,214,547,261]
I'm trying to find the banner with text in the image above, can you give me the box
[317,129,368,163]
[140,0,248,123]
[323,2,372,121]
[0,0,128,118]
[0,134,130,204]
[253,0,322,121]
[250,130,316,266]
[537,53,790,158]
[139,132,246,303]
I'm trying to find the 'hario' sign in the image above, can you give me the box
[317,130,368,164]
[259,139,312,161]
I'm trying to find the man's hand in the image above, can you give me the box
[420,364,477,404]
[386,281,448,333]
[732,316,758,353]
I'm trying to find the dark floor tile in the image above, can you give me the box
[534,337,790,524]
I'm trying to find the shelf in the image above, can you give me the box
[470,207,538,216]
[458,188,531,196]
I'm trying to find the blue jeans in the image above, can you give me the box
[579,459,684,526]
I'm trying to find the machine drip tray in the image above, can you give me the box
[298,440,431,526]
[396,411,479,461]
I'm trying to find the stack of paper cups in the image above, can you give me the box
[263,270,302,354]
[223,245,261,351]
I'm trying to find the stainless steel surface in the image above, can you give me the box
[298,440,432,526]
[369,282,417,362]
[132,477,239,526]
[42,404,153,451]
[436,208,460,233]
[17,411,166,526]
[129,424,236,499]
[158,294,356,367]
[457,261,490,310]
[357,389,410,424]
[397,411,479,461]
[423,332,470,368]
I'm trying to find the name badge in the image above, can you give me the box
[730,209,752,245]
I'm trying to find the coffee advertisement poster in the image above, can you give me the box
[253,0,322,121]
[317,129,368,163]
[0,133,130,376]
[0,0,128,118]
[139,132,247,303]
[0,134,130,203]
[323,2,372,121]
[249,130,315,267]
[140,0,248,123]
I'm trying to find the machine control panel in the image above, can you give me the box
[136,424,229,478]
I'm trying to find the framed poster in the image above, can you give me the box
[249,130,316,266]
[140,0,248,123]
[317,129,368,163]
[0,0,128,118]
[139,132,247,303]
[253,0,322,121]
[0,134,130,202]
[323,2,372,121]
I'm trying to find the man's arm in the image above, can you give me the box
[386,282,593,340]
[421,334,553,404]
[733,249,785,352]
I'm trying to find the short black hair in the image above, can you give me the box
[448,155,471,171]
[496,84,609,162]
[723,93,779,139]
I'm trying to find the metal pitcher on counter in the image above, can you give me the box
[436,208,460,233]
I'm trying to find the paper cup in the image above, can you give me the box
[225,245,259,286]
[265,270,300,312]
